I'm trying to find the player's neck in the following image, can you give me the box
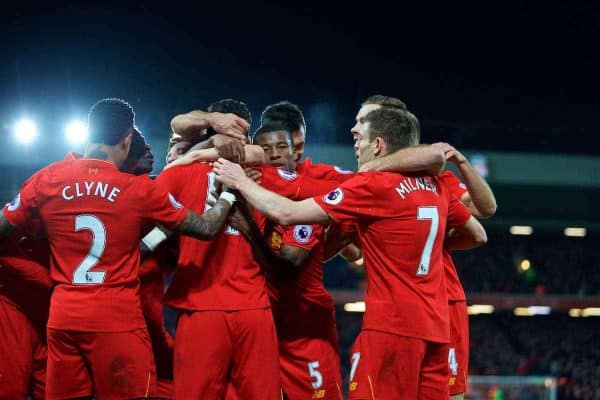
[84,143,124,167]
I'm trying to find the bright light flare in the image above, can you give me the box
[344,301,366,313]
[65,120,89,145]
[14,119,38,144]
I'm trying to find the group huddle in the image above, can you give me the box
[0,95,495,400]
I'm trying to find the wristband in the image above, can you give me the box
[141,227,168,251]
[219,192,236,206]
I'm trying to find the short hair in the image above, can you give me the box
[252,122,293,144]
[362,95,407,111]
[363,108,420,152]
[207,98,252,125]
[260,101,306,133]
[125,127,146,165]
[88,98,135,145]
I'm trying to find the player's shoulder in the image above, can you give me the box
[259,165,300,182]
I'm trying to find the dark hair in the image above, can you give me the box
[362,95,407,111]
[363,108,420,152]
[260,101,305,133]
[87,98,135,145]
[207,99,252,137]
[252,122,293,144]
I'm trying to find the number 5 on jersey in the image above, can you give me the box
[72,214,107,285]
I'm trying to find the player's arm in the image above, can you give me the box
[214,158,330,225]
[359,143,446,175]
[174,196,234,240]
[445,216,487,250]
[444,145,497,218]
[165,144,265,170]
[0,255,52,290]
[171,110,249,142]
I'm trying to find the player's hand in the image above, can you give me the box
[211,135,246,164]
[245,168,262,183]
[228,202,252,236]
[207,112,250,141]
[435,142,467,164]
[213,158,248,190]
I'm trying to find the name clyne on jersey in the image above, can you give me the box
[395,177,438,200]
[62,181,121,203]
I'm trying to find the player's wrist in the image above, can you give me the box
[219,191,236,206]
[141,227,168,251]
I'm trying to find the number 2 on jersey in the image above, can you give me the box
[72,214,107,285]
[416,206,439,276]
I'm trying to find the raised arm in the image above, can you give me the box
[174,196,233,240]
[444,145,497,218]
[165,144,265,170]
[445,216,487,250]
[171,110,250,142]
[213,158,330,226]
[359,144,446,175]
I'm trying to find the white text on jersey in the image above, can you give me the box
[62,182,121,203]
[396,177,438,200]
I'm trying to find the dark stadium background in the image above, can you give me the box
[1,1,599,399]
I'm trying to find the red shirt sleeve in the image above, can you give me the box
[2,171,43,235]
[312,173,374,224]
[142,175,188,230]
[439,171,468,200]
[281,224,323,252]
[447,192,472,229]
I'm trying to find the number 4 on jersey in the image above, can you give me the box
[72,214,107,285]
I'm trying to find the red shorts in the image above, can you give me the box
[448,300,469,395]
[0,297,46,400]
[273,306,342,399]
[46,327,156,400]
[348,330,449,400]
[174,308,281,400]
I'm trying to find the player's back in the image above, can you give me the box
[27,158,173,332]
[318,171,471,343]
[158,162,270,311]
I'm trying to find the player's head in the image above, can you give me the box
[261,101,306,162]
[134,140,154,175]
[351,95,407,143]
[87,98,135,166]
[252,123,295,171]
[207,98,252,138]
[165,131,194,165]
[120,127,145,173]
[354,108,420,167]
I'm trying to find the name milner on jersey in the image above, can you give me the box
[395,176,437,199]
[62,181,121,202]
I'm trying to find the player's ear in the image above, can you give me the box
[373,136,385,157]
[121,131,133,156]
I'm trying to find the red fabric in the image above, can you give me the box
[296,157,355,184]
[2,158,187,332]
[0,296,47,400]
[314,172,471,343]
[174,309,281,400]
[448,300,469,395]
[439,171,470,301]
[46,328,156,400]
[156,163,270,311]
[348,330,449,400]
[274,304,342,400]
[258,165,343,200]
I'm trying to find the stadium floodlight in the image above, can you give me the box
[65,120,89,145]
[509,225,533,236]
[467,304,495,315]
[514,306,551,316]
[582,307,600,317]
[14,119,38,144]
[519,259,531,272]
[564,227,586,238]
[343,301,365,313]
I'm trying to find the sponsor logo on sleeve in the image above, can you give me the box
[323,188,344,205]
[277,169,298,181]
[168,193,184,210]
[334,165,353,174]
[6,193,21,211]
[293,225,313,244]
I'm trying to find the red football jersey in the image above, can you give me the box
[2,158,188,332]
[258,165,342,200]
[156,162,270,311]
[296,157,355,184]
[314,172,471,343]
[264,221,333,310]
[438,171,469,301]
